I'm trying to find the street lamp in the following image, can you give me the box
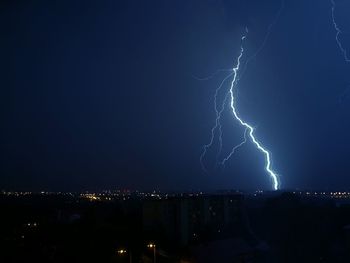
[147,243,156,263]
[117,249,132,263]
[117,249,127,255]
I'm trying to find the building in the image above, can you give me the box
[143,193,244,246]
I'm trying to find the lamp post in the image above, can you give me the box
[147,243,156,263]
[117,249,132,263]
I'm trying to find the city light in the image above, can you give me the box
[117,249,127,254]
[147,243,156,263]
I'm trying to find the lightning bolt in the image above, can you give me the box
[240,0,285,79]
[199,1,283,190]
[200,72,234,172]
[331,0,350,62]
[226,30,279,190]
[222,0,284,170]
[220,127,248,168]
[200,28,280,190]
[192,69,232,81]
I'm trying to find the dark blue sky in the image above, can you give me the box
[1,0,350,191]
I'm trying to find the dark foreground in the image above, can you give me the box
[1,190,350,263]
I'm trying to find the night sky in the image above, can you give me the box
[1,0,350,191]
